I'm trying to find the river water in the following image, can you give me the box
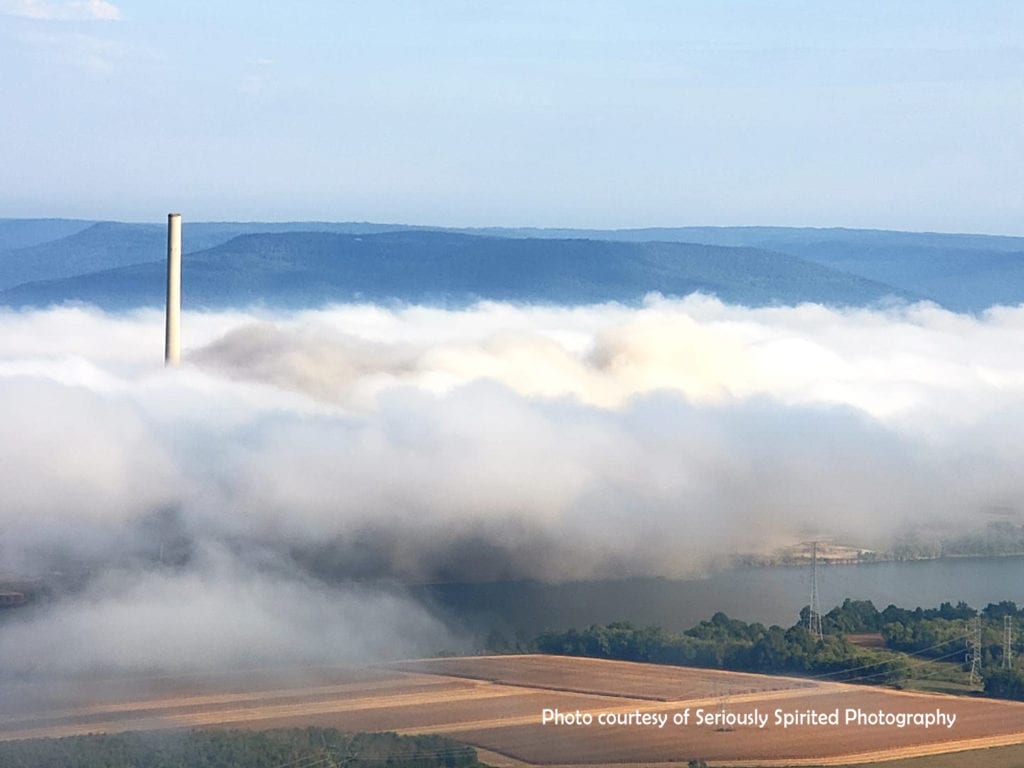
[417,556,1024,638]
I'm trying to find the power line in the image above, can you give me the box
[797,628,977,686]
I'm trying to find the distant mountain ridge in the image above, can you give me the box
[464,225,1024,252]
[0,218,94,252]
[1,218,1022,310]
[0,220,407,290]
[0,230,908,310]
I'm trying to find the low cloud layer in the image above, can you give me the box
[2,296,1024,673]
[0,548,450,675]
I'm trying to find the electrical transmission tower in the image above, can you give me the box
[1004,616,1014,670]
[807,541,823,641]
[713,683,733,731]
[966,616,983,685]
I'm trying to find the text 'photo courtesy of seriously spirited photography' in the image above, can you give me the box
[543,706,958,731]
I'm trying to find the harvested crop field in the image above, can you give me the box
[390,654,820,701]
[4,655,1024,766]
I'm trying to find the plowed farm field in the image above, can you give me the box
[4,655,1024,766]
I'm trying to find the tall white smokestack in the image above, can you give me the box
[165,213,181,366]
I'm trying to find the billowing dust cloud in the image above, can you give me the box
[2,296,1024,673]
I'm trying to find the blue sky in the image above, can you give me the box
[1,1,1022,233]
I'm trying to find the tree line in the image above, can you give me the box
[0,727,483,768]
[525,598,1024,698]
[533,612,909,684]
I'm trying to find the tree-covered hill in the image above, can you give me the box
[4,219,1023,310]
[0,221,407,290]
[0,230,908,310]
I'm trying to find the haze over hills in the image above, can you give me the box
[1,218,1023,310]
[470,225,1024,252]
[0,230,908,310]
[0,218,95,252]
[0,220,406,290]
[467,226,1024,312]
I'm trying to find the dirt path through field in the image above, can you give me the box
[0,675,470,728]
[0,678,530,741]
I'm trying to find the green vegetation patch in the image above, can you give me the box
[0,727,484,768]
[534,616,910,684]
[526,598,1024,699]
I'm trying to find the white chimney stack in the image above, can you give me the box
[165,213,181,366]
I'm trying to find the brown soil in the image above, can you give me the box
[4,655,1024,766]
[846,634,887,649]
